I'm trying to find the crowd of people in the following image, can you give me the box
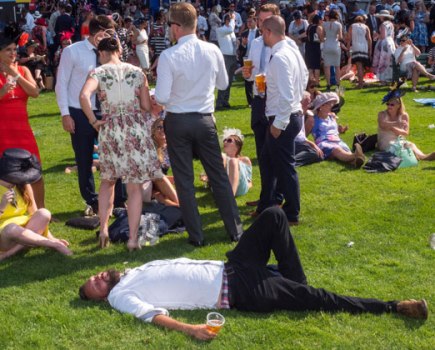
[0,0,434,342]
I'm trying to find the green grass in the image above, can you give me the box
[1,79,434,349]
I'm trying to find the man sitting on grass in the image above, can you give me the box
[79,207,428,341]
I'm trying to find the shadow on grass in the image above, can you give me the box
[44,161,76,174]
[29,112,61,119]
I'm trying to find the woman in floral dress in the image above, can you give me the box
[80,38,163,251]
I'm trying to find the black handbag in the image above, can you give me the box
[352,133,378,153]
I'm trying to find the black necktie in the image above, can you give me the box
[92,49,101,111]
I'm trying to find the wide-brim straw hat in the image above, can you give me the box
[312,92,339,112]
[0,148,42,185]
[375,10,394,20]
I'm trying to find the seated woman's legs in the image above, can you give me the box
[409,143,435,160]
[330,144,365,167]
[227,157,240,196]
[152,176,179,206]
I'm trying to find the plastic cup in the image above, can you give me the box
[255,73,266,97]
[243,57,253,68]
[206,312,225,334]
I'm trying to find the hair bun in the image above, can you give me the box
[108,38,118,49]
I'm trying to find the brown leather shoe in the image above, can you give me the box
[396,299,428,320]
[246,200,259,207]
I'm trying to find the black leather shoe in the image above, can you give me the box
[187,239,205,247]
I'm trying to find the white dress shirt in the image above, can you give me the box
[197,15,208,35]
[155,34,228,113]
[24,13,35,33]
[247,36,300,96]
[234,12,243,34]
[266,39,308,130]
[107,258,224,322]
[216,20,236,56]
[55,39,98,116]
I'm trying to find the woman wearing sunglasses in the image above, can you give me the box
[393,36,435,92]
[377,88,435,160]
[221,128,252,197]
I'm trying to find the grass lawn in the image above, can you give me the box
[0,78,434,349]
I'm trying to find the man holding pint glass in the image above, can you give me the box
[79,207,428,341]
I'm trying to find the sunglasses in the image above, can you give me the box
[168,20,181,27]
[223,138,234,144]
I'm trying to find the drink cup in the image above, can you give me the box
[255,73,266,97]
[206,312,225,334]
[243,57,253,68]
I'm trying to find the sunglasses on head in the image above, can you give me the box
[223,138,234,144]
[168,20,181,27]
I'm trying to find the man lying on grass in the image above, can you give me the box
[79,207,428,341]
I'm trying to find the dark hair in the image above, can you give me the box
[312,14,321,24]
[78,285,89,300]
[89,15,115,36]
[329,10,339,20]
[98,37,119,52]
[232,135,243,157]
[0,36,15,50]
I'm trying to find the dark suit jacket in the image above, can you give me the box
[54,14,75,35]
[238,28,259,63]
[366,14,380,39]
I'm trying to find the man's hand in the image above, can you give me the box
[62,115,75,134]
[314,145,324,158]
[186,324,217,341]
[270,124,281,139]
[242,65,254,79]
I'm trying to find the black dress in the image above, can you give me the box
[305,24,321,70]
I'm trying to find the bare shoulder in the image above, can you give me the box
[240,156,252,166]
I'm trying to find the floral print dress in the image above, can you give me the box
[90,63,162,183]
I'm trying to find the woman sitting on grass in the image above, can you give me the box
[0,148,72,261]
[221,128,252,197]
[377,87,435,160]
[310,92,365,168]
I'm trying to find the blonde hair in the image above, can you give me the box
[169,3,197,31]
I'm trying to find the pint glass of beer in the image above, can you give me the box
[206,312,225,334]
[243,57,253,68]
[255,73,266,97]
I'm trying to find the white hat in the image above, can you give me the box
[375,10,394,20]
[312,92,339,112]
[33,11,42,19]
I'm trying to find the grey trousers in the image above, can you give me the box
[216,54,238,107]
[164,112,243,242]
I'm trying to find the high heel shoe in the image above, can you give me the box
[127,239,141,252]
[99,232,110,248]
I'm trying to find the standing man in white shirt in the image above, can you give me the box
[21,8,35,34]
[56,16,116,216]
[216,14,237,110]
[256,15,308,226]
[155,2,243,247]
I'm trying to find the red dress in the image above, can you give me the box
[0,66,41,161]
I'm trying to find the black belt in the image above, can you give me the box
[166,112,213,117]
[224,263,236,307]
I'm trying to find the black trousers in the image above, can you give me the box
[69,107,126,208]
[226,207,397,314]
[295,141,322,167]
[257,114,302,222]
[250,96,268,162]
[244,80,254,106]
[164,113,243,242]
[216,54,238,108]
[69,107,99,207]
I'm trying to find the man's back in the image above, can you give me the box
[156,34,227,113]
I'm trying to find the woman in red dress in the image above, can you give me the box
[0,37,44,208]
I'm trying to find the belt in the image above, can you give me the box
[166,112,213,117]
[224,263,236,307]
[267,112,303,123]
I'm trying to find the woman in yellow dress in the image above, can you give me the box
[0,148,72,261]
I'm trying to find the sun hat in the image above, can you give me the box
[33,11,42,19]
[375,9,394,20]
[382,79,406,104]
[312,92,339,112]
[0,149,42,185]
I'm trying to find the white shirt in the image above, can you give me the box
[394,45,416,71]
[247,36,300,95]
[155,34,228,113]
[197,15,208,35]
[107,258,224,322]
[55,39,98,116]
[216,20,236,56]
[48,10,60,35]
[23,13,35,33]
[234,12,243,34]
[266,39,308,130]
